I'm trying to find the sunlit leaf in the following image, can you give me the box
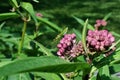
[0,12,19,21]
[98,65,110,80]
[72,16,94,30]
[37,17,62,32]
[109,64,120,74]
[0,56,90,77]
[111,31,120,38]
[21,2,38,24]
[103,13,112,21]
[9,0,19,8]
[32,0,39,3]
[111,76,120,80]
[95,50,120,68]
[31,39,54,56]
[108,39,120,51]
[33,72,61,80]
[82,19,88,53]
[0,21,6,30]
[7,73,31,80]
[73,28,82,40]
[53,27,68,42]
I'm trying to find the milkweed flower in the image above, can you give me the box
[87,30,115,51]
[94,19,107,29]
[57,33,84,59]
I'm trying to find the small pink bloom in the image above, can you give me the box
[95,19,107,29]
[95,45,99,50]
[57,44,62,48]
[36,13,43,17]
[101,20,107,26]
[91,40,97,46]
[57,51,61,56]
[110,36,115,42]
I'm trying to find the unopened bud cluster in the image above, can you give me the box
[57,34,83,59]
[87,30,115,51]
[94,19,107,29]
[87,19,115,52]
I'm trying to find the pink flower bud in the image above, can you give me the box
[70,53,76,57]
[87,36,92,43]
[36,13,43,17]
[91,40,97,46]
[95,45,99,50]
[57,51,61,56]
[104,41,110,46]
[62,44,67,48]
[71,33,76,39]
[94,19,107,30]
[88,30,93,36]
[110,36,115,42]
[101,20,107,26]
[57,44,62,48]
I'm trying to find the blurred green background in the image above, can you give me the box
[0,0,120,32]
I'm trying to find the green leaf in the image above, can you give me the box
[111,31,120,38]
[33,72,61,80]
[109,39,120,51]
[72,16,94,30]
[9,0,19,8]
[112,50,120,60]
[74,76,82,80]
[73,28,82,40]
[103,13,112,21]
[89,66,97,80]
[98,65,111,80]
[116,47,120,51]
[31,40,54,56]
[20,2,38,24]
[7,73,31,80]
[0,56,90,77]
[111,76,120,80]
[32,0,39,3]
[100,65,110,76]
[53,27,68,42]
[109,64,120,74]
[95,50,120,68]
[110,50,120,64]
[82,19,88,53]
[0,22,6,30]
[0,12,19,21]
[37,17,62,32]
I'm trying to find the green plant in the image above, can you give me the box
[0,0,120,80]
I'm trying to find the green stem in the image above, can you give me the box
[88,66,97,80]
[16,9,24,18]
[60,74,69,80]
[18,20,27,54]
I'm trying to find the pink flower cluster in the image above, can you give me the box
[70,41,84,57]
[57,19,115,59]
[87,30,115,51]
[57,33,83,59]
[94,19,107,29]
[57,34,76,58]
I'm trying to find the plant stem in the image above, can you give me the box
[18,19,27,54]
[60,74,69,80]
